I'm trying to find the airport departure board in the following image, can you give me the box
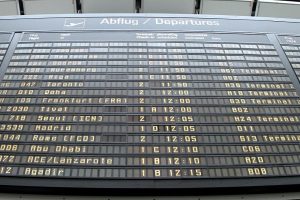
[0,15,300,193]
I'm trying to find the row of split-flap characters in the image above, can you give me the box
[0,0,300,19]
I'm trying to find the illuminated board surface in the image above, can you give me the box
[0,14,300,193]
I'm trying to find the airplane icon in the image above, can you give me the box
[64,19,86,28]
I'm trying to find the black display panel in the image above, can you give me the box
[280,36,300,81]
[0,15,300,194]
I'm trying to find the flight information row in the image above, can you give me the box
[0,154,299,166]
[0,143,300,154]
[0,97,298,106]
[7,60,286,68]
[0,124,299,133]
[0,105,300,114]
[2,74,291,82]
[0,133,299,144]
[0,89,296,97]
[11,49,279,57]
[0,81,295,90]
[4,67,288,75]
[0,114,298,124]
[7,57,283,65]
[0,165,290,178]
[16,40,276,48]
